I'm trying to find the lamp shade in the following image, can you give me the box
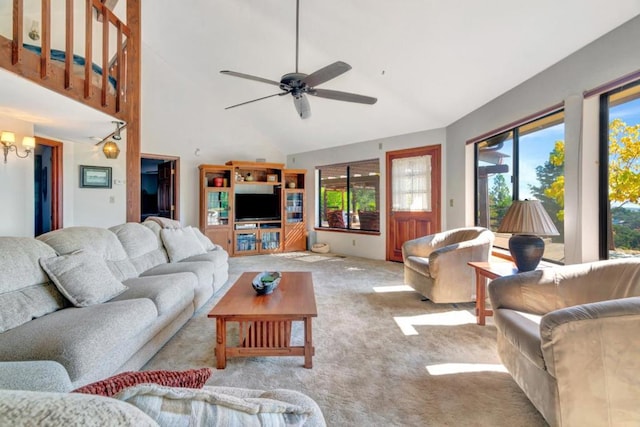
[22,136,36,150]
[497,199,559,236]
[1,131,16,144]
[103,141,120,159]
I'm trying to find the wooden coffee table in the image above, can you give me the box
[208,271,317,369]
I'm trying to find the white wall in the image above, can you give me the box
[288,128,446,260]
[0,117,35,237]
[446,15,640,264]
[68,139,127,228]
[140,46,287,227]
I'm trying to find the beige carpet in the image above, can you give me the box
[143,252,547,426]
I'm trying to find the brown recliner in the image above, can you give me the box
[402,227,494,303]
[488,258,640,426]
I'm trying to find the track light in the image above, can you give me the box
[112,121,124,140]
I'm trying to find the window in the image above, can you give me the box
[475,111,565,263]
[317,159,380,232]
[600,80,640,259]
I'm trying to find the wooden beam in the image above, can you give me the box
[126,0,141,222]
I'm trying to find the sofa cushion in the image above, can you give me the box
[493,308,545,371]
[140,262,215,310]
[115,383,312,427]
[160,227,206,262]
[73,368,213,397]
[183,249,229,267]
[110,223,169,275]
[0,298,158,386]
[37,227,138,281]
[114,273,196,316]
[404,255,430,277]
[0,389,159,427]
[0,237,67,333]
[192,226,216,251]
[40,250,128,307]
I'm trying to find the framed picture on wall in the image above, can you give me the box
[80,165,112,188]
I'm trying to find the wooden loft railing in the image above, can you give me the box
[0,0,142,223]
[0,0,131,120]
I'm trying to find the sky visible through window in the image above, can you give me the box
[518,123,564,200]
[610,97,640,209]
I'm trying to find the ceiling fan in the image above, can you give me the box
[220,0,377,119]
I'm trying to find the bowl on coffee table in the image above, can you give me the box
[251,271,281,295]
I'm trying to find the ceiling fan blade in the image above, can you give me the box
[292,93,311,119]
[302,61,352,87]
[310,88,377,105]
[224,92,288,110]
[220,70,282,87]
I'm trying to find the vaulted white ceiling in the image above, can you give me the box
[1,1,640,154]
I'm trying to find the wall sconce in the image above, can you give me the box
[103,140,120,159]
[1,131,35,164]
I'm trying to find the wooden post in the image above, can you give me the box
[126,0,141,223]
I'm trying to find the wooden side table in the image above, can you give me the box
[467,261,518,326]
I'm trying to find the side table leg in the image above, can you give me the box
[216,318,227,369]
[304,317,313,368]
[476,272,487,326]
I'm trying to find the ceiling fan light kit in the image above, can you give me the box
[221,0,376,119]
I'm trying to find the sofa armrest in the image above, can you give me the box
[538,297,640,425]
[0,361,73,392]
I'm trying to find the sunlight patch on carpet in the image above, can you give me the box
[271,252,309,258]
[426,363,508,376]
[373,285,414,293]
[394,310,476,335]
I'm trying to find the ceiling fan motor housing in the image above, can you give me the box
[280,73,308,91]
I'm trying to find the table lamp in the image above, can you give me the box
[497,199,559,271]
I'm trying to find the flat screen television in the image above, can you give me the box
[235,193,281,221]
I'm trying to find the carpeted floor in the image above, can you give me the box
[143,252,547,426]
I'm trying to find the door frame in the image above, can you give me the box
[140,153,180,221]
[35,137,63,231]
[385,144,442,261]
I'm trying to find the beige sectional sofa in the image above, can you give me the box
[488,258,640,426]
[0,221,228,388]
[0,221,326,426]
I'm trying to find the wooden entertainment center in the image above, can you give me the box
[198,161,306,256]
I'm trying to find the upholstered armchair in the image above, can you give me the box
[488,259,640,427]
[401,227,494,303]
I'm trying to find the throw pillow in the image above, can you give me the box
[160,227,206,262]
[114,384,311,427]
[191,226,216,251]
[73,368,213,397]
[39,250,127,307]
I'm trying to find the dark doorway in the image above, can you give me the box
[141,155,179,221]
[34,138,63,236]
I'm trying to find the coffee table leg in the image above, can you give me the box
[476,272,486,326]
[304,317,313,368]
[216,317,227,369]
